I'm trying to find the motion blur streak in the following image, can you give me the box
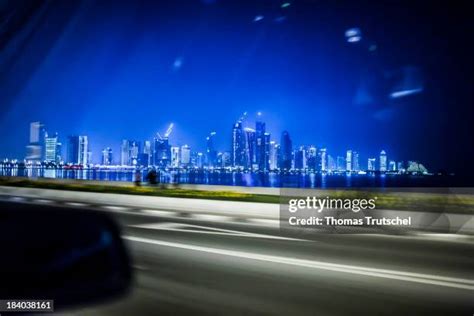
[124,236,474,290]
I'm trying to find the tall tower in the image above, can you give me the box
[379,150,387,172]
[280,131,292,170]
[346,150,352,171]
[231,120,245,168]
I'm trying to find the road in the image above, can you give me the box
[1,194,474,315]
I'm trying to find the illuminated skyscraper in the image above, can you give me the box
[346,150,352,171]
[206,132,217,167]
[388,160,396,171]
[180,145,191,166]
[244,128,256,169]
[306,146,317,170]
[67,135,88,165]
[26,121,46,161]
[319,148,327,171]
[154,137,171,167]
[280,131,292,170]
[101,147,113,165]
[352,151,360,171]
[231,120,245,168]
[368,158,376,171]
[294,146,307,170]
[269,141,278,170]
[121,140,141,166]
[45,133,61,163]
[327,155,336,171]
[171,146,180,168]
[255,115,268,171]
[379,150,387,172]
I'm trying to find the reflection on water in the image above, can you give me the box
[0,166,456,188]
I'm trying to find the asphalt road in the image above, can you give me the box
[65,205,474,315]
[1,196,473,315]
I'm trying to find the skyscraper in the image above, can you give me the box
[368,158,376,171]
[231,120,245,168]
[352,151,360,171]
[255,116,268,171]
[180,145,191,166]
[346,150,352,171]
[102,147,113,165]
[244,128,256,169]
[206,132,217,167]
[307,146,317,170]
[327,155,336,171]
[67,135,88,165]
[26,122,46,161]
[319,148,327,172]
[171,146,180,168]
[379,150,387,172]
[121,140,140,166]
[280,131,292,170]
[388,160,397,171]
[294,146,307,170]
[45,133,61,163]
[154,137,171,167]
[269,141,278,170]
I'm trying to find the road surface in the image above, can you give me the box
[1,195,473,315]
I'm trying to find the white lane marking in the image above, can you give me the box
[141,209,180,217]
[65,202,87,207]
[124,236,474,291]
[246,218,280,227]
[35,199,53,204]
[129,223,305,241]
[102,205,129,211]
[190,214,234,222]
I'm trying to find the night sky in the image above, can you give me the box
[0,0,472,174]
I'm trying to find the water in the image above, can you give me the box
[0,166,466,188]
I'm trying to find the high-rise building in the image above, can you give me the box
[379,150,387,172]
[280,131,292,170]
[352,151,360,171]
[319,148,327,171]
[181,145,191,166]
[45,133,61,163]
[388,160,397,171]
[26,122,46,161]
[337,156,345,171]
[255,116,268,171]
[154,137,171,167]
[206,132,217,167]
[269,141,278,170]
[346,150,352,171]
[102,147,113,165]
[231,121,245,168]
[142,140,152,166]
[196,152,204,168]
[121,140,140,166]
[244,128,256,169]
[327,155,336,171]
[294,146,307,170]
[368,158,376,171]
[67,135,88,165]
[307,146,317,170]
[171,146,180,168]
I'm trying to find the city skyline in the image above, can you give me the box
[8,116,429,175]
